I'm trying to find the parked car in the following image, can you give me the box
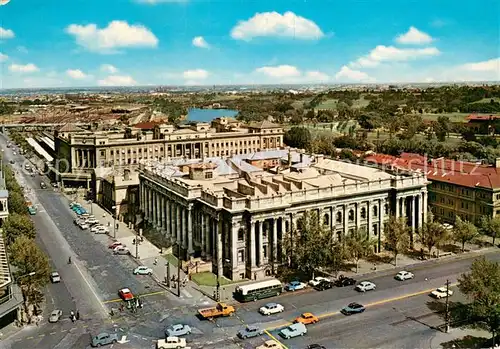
[335,275,356,287]
[294,312,319,325]
[279,322,307,339]
[108,241,124,249]
[355,281,376,292]
[315,279,334,291]
[430,287,453,299]
[118,288,134,301]
[256,340,282,349]
[308,276,330,287]
[48,309,62,323]
[285,281,306,291]
[237,325,264,339]
[114,246,130,255]
[395,271,414,281]
[259,302,284,315]
[79,223,89,230]
[133,266,153,275]
[165,324,192,337]
[86,218,99,225]
[91,332,119,347]
[94,226,109,234]
[306,345,326,349]
[341,302,366,315]
[90,225,106,233]
[50,271,61,283]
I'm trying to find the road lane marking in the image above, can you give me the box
[73,260,110,318]
[263,329,288,349]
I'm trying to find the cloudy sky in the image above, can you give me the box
[0,0,498,88]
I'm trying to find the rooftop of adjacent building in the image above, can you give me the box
[140,149,424,200]
[365,152,500,190]
[466,114,500,121]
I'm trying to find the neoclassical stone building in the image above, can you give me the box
[139,149,428,281]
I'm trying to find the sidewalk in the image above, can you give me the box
[71,195,212,306]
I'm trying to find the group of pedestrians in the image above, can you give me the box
[69,310,80,322]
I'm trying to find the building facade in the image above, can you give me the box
[365,152,500,225]
[139,150,428,281]
[0,166,8,227]
[52,118,284,190]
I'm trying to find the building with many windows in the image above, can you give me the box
[139,149,428,281]
[0,167,8,227]
[52,118,284,190]
[365,152,500,225]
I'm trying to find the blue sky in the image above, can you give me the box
[0,0,498,88]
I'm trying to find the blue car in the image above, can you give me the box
[279,322,307,339]
[285,281,306,291]
[165,324,192,337]
[237,325,263,339]
[340,302,365,315]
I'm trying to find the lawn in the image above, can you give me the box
[315,97,370,111]
[163,253,178,267]
[190,271,238,286]
[421,113,470,123]
[470,97,500,104]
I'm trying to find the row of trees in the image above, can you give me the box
[1,162,50,324]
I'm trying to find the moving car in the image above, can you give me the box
[165,324,192,337]
[237,325,264,339]
[355,281,376,292]
[259,302,284,315]
[279,322,307,339]
[91,333,118,347]
[156,336,187,349]
[306,345,326,349]
[48,310,62,323]
[430,287,453,299]
[133,266,153,275]
[294,312,319,325]
[315,279,334,291]
[114,246,130,255]
[108,241,124,249]
[395,271,414,281]
[285,281,306,291]
[50,271,61,283]
[197,302,235,319]
[90,225,108,234]
[341,302,366,315]
[118,288,134,301]
[335,275,356,287]
[308,276,329,287]
[256,340,282,349]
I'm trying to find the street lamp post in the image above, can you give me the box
[16,271,36,282]
[88,200,93,215]
[445,279,451,333]
[112,205,117,239]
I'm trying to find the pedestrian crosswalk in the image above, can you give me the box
[181,289,192,298]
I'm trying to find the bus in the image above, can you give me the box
[233,279,283,302]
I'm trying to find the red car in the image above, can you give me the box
[108,242,124,249]
[118,288,134,301]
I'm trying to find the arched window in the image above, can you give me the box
[336,212,342,223]
[373,206,378,217]
[361,208,367,219]
[348,209,355,221]
[238,228,245,241]
[323,214,330,226]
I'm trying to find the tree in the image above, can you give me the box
[9,236,50,323]
[479,215,500,246]
[458,257,500,345]
[3,213,36,245]
[283,127,312,149]
[344,228,375,272]
[8,191,27,215]
[384,216,410,266]
[453,216,479,252]
[283,211,331,277]
[417,213,450,258]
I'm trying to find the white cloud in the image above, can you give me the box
[255,65,301,78]
[335,66,374,82]
[305,71,329,81]
[350,45,440,68]
[396,26,434,45]
[9,63,39,73]
[98,75,136,86]
[0,53,8,62]
[231,11,324,41]
[460,57,499,72]
[66,20,158,53]
[66,69,88,80]
[182,69,209,80]
[192,36,210,48]
[0,27,14,39]
[101,64,118,73]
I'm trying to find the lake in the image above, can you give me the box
[186,108,239,123]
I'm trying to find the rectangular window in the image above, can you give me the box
[205,171,213,179]
[238,250,244,263]
[263,245,268,259]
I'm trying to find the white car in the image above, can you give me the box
[86,218,99,225]
[79,223,89,230]
[395,271,414,281]
[256,340,282,349]
[156,336,187,349]
[133,266,153,275]
[308,276,330,287]
[355,281,376,292]
[430,287,453,299]
[259,302,284,315]
[91,225,108,234]
[50,271,61,283]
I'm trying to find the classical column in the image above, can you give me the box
[378,199,384,253]
[396,197,400,218]
[367,201,371,237]
[257,221,264,266]
[159,195,164,231]
[206,215,213,258]
[174,203,180,243]
[231,222,238,271]
[356,203,361,230]
[216,218,223,278]
[272,218,278,262]
[187,206,193,255]
[343,205,348,238]
[145,187,151,221]
[201,213,206,257]
[422,192,428,225]
[166,199,171,238]
[249,220,256,268]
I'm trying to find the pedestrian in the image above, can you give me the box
[154,257,158,265]
[76,310,80,320]
[119,303,124,312]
